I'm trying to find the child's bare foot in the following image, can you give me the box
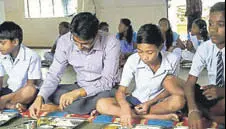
[90,110,99,117]
[0,100,7,110]
[167,113,179,121]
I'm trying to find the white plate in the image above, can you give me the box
[0,112,19,126]
[134,125,164,129]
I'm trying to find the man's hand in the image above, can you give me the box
[201,85,225,100]
[120,105,133,128]
[134,102,150,115]
[29,96,43,119]
[188,110,203,129]
[59,89,82,110]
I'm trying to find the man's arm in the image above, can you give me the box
[38,37,69,102]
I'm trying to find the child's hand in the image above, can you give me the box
[134,103,149,115]
[186,40,194,51]
[201,85,225,100]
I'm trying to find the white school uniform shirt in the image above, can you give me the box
[182,35,204,61]
[120,52,180,103]
[0,44,42,92]
[189,40,225,85]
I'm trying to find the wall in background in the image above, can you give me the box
[78,0,167,33]
[0,0,5,24]
[3,0,167,47]
[3,0,71,47]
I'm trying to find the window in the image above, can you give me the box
[24,0,77,18]
[168,0,225,40]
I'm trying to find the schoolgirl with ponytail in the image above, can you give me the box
[186,18,209,53]
[117,18,136,54]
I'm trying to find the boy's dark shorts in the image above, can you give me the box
[182,84,224,115]
[194,84,224,109]
[0,87,12,97]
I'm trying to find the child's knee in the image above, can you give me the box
[22,86,37,97]
[170,95,186,111]
[96,98,109,113]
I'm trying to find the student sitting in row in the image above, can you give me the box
[98,22,109,33]
[29,12,120,118]
[185,2,225,129]
[97,24,185,128]
[181,18,209,63]
[42,21,70,67]
[159,18,185,59]
[117,18,137,54]
[117,18,137,81]
[0,21,42,111]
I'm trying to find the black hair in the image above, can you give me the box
[210,2,225,17]
[159,18,173,51]
[193,18,209,41]
[137,24,163,48]
[70,12,99,41]
[0,21,23,45]
[59,21,70,29]
[99,22,109,29]
[119,18,133,44]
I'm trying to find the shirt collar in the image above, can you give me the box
[160,52,174,71]
[137,52,173,71]
[213,42,225,57]
[137,59,146,68]
[72,32,102,52]
[91,33,102,51]
[0,44,26,62]
[15,44,26,61]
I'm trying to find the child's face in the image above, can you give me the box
[100,25,109,32]
[191,23,200,36]
[137,43,160,65]
[118,22,128,33]
[209,12,225,45]
[0,39,18,55]
[159,20,169,33]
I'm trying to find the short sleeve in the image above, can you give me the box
[0,63,5,77]
[28,54,42,80]
[120,54,137,87]
[189,44,206,77]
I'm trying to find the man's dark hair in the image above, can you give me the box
[70,12,99,41]
[0,21,23,44]
[137,24,163,48]
[210,2,225,16]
